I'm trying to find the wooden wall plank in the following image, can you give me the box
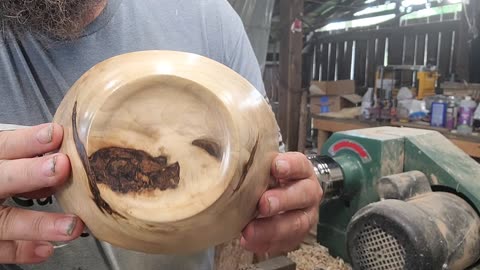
[310,19,463,90]
[328,42,337,80]
[402,35,416,86]
[375,37,386,68]
[279,0,303,151]
[388,34,403,65]
[344,41,353,80]
[316,20,459,43]
[355,40,367,87]
[366,39,376,87]
[321,43,329,81]
[456,12,469,80]
[336,41,346,80]
[439,31,453,79]
[426,32,439,66]
[415,33,426,66]
[314,45,321,80]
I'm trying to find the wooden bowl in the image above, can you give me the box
[52,51,279,254]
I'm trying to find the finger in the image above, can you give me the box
[241,207,316,254]
[272,152,314,181]
[18,187,56,200]
[258,179,321,217]
[0,153,70,198]
[0,240,53,264]
[0,123,63,160]
[0,206,84,242]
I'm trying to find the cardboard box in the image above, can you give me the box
[310,94,362,114]
[309,80,355,96]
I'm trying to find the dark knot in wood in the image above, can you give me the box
[192,139,222,161]
[89,147,180,194]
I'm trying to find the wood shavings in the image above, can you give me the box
[287,243,352,270]
[238,243,351,270]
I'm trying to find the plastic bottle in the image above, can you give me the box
[445,96,458,130]
[430,99,447,127]
[473,103,480,131]
[456,96,477,135]
[360,88,373,120]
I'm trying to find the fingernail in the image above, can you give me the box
[34,243,53,258]
[55,216,77,236]
[275,160,289,176]
[42,155,57,177]
[36,124,53,144]
[267,196,279,215]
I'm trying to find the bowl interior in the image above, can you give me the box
[78,74,236,223]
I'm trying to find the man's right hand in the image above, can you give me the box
[0,123,84,264]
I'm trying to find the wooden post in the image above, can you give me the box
[456,2,470,81]
[297,90,308,153]
[279,0,304,151]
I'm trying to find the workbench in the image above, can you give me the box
[312,114,480,159]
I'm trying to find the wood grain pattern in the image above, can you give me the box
[53,50,279,254]
[71,101,122,218]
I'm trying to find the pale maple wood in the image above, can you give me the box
[53,50,279,254]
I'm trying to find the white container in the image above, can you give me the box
[456,96,477,135]
[361,88,373,120]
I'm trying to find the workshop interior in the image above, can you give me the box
[231,0,480,269]
[1,0,480,270]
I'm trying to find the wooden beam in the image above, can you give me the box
[315,20,460,43]
[278,1,289,145]
[297,90,308,153]
[279,0,304,151]
[456,3,472,81]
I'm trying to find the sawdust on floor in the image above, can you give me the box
[287,243,352,270]
[238,243,352,270]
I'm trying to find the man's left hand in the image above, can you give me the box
[240,152,323,255]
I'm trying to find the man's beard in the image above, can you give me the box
[1,0,104,40]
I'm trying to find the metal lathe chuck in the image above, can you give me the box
[307,155,344,201]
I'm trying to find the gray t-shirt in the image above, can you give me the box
[0,0,265,269]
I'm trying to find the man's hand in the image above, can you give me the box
[0,123,84,264]
[240,152,322,256]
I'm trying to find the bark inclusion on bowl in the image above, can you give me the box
[89,147,180,193]
[72,101,181,216]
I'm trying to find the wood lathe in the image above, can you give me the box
[308,126,480,270]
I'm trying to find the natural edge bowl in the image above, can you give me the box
[52,50,279,254]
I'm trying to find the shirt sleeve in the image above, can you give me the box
[214,0,285,152]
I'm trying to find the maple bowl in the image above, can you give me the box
[52,50,279,254]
